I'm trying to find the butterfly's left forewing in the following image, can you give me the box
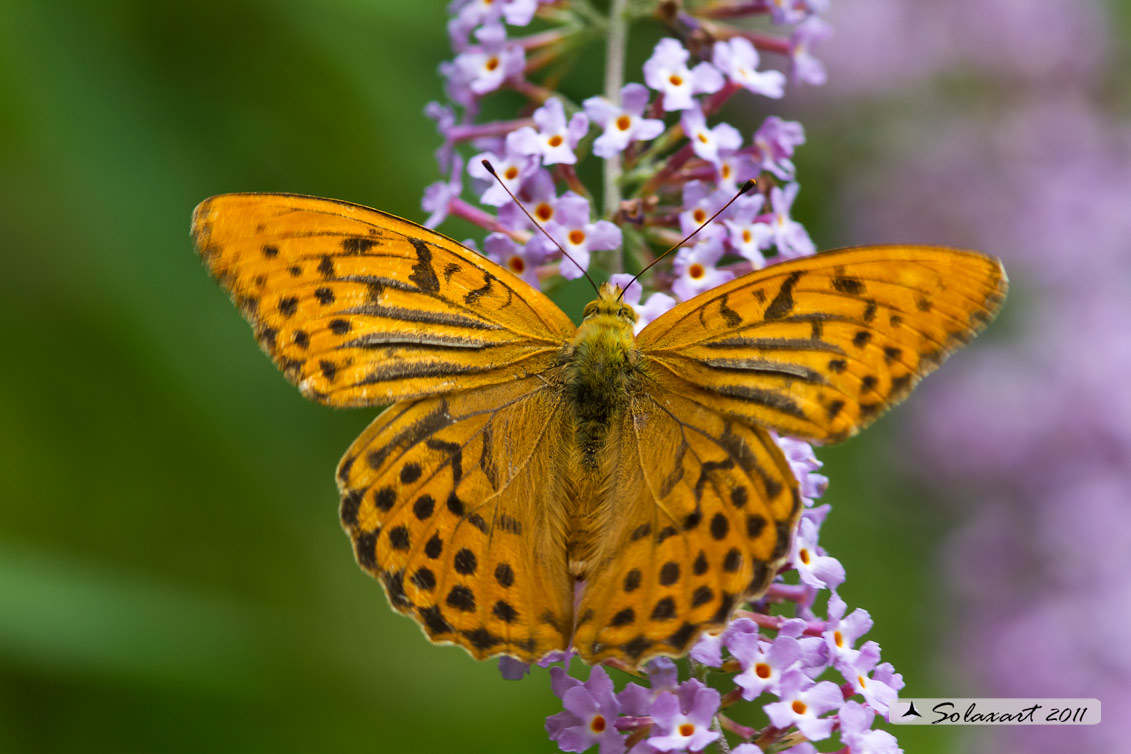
[637,246,1007,443]
[192,193,575,406]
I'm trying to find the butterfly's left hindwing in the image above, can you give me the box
[573,383,800,666]
[192,193,574,407]
[337,375,576,663]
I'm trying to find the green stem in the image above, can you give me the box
[603,0,629,232]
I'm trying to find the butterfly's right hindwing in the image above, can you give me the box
[192,193,574,407]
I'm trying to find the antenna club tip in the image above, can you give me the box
[481,159,497,176]
[739,179,757,194]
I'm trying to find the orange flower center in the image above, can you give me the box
[679,723,695,737]
[569,229,586,245]
[616,114,632,131]
[697,132,709,144]
[669,74,684,86]
[504,165,519,180]
[742,229,752,243]
[508,256,526,274]
[535,203,554,222]
[485,56,500,72]
[799,548,811,565]
[689,263,705,279]
[792,700,808,715]
[755,663,772,679]
[591,715,606,733]
[721,164,731,179]
[693,209,707,224]
[548,135,563,147]
[834,630,844,648]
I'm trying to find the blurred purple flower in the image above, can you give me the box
[671,237,734,301]
[752,116,804,180]
[681,104,742,168]
[511,98,589,165]
[529,192,621,280]
[546,665,626,754]
[644,38,724,111]
[789,16,832,85]
[764,669,843,741]
[468,131,539,206]
[441,22,525,104]
[730,630,803,700]
[763,182,816,259]
[484,232,545,288]
[791,513,845,591]
[713,37,786,98]
[584,83,665,158]
[843,641,898,717]
[645,681,720,753]
[823,592,873,674]
[498,167,559,229]
[422,153,464,228]
[775,435,828,501]
[723,193,768,265]
[838,701,900,754]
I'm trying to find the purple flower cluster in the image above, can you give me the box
[424,1,824,293]
[423,2,907,751]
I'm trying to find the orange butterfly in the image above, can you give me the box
[192,193,1006,667]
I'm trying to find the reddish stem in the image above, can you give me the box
[697,0,807,20]
[728,29,792,56]
[514,29,565,51]
[448,198,528,240]
[696,0,773,19]
[448,119,534,143]
[717,713,757,739]
[764,583,811,603]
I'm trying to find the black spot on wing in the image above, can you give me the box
[832,277,864,295]
[718,293,742,327]
[408,238,440,292]
[464,271,494,306]
[343,237,377,254]
[763,271,803,320]
[354,530,378,568]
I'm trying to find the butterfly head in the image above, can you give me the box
[582,282,638,326]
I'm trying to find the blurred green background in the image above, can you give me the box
[2,2,1120,752]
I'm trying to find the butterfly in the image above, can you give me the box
[191,193,1006,668]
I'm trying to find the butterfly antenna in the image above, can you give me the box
[480,160,600,294]
[618,179,758,302]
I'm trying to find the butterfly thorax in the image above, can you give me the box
[564,284,641,468]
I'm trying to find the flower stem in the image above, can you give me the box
[603,0,629,242]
